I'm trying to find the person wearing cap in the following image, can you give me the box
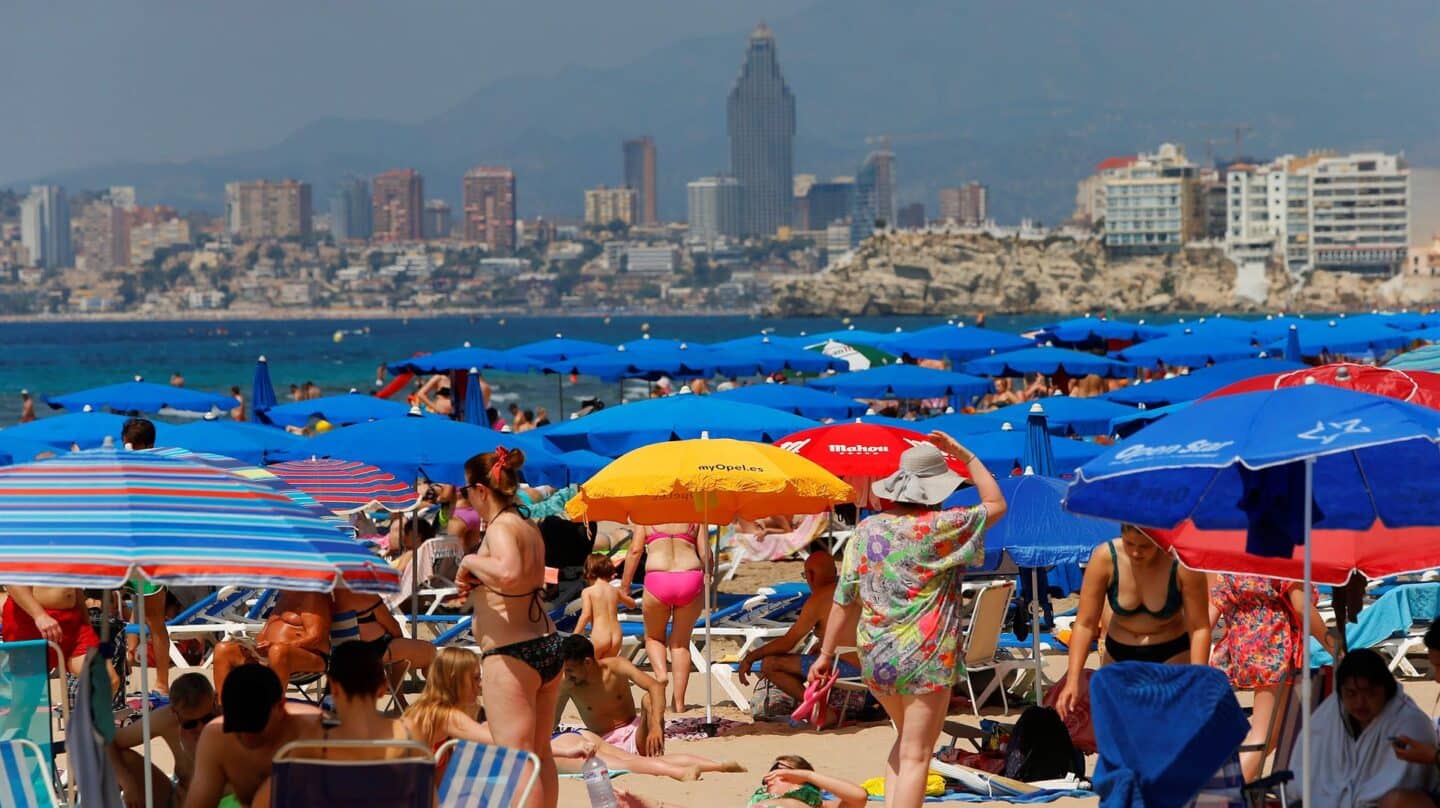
[183,664,322,808]
[810,431,1006,808]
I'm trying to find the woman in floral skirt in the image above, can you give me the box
[1209,572,1337,781]
[812,431,1006,808]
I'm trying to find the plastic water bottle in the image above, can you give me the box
[581,755,617,808]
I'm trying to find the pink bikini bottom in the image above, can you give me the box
[645,570,704,607]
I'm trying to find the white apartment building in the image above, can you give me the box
[624,245,678,275]
[1101,143,1201,255]
[1225,151,1408,276]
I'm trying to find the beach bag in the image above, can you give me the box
[1002,706,1080,782]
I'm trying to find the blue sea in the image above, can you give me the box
[0,313,1196,425]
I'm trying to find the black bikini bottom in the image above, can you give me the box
[1105,633,1190,664]
[483,633,565,682]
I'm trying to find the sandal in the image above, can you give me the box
[790,668,838,727]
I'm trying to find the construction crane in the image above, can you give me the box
[1190,122,1255,163]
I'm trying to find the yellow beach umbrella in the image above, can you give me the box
[566,436,853,725]
[566,437,855,524]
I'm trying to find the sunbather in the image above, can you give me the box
[612,755,866,808]
[212,590,331,700]
[330,587,435,683]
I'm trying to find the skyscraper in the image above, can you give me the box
[372,169,424,242]
[330,177,373,242]
[423,200,453,239]
[224,180,313,240]
[940,183,988,226]
[797,179,854,231]
[687,176,742,245]
[462,167,517,254]
[20,185,73,269]
[584,186,638,227]
[80,203,130,272]
[623,137,658,225]
[851,149,897,246]
[727,24,795,237]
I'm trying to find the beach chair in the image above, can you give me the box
[958,581,1024,718]
[719,513,829,581]
[388,535,464,613]
[270,739,435,808]
[436,739,540,808]
[1309,582,1440,676]
[0,640,67,806]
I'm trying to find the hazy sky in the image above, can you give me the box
[0,1,809,181]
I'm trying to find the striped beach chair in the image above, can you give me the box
[0,739,61,808]
[436,739,539,808]
[0,639,66,806]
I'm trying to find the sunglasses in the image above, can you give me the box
[180,710,219,731]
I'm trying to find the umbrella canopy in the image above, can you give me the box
[806,364,993,401]
[1160,315,1302,344]
[273,413,505,486]
[250,356,278,423]
[800,328,897,346]
[0,434,60,466]
[3,410,176,450]
[462,368,487,426]
[141,447,346,527]
[1263,318,1417,358]
[266,459,420,513]
[920,419,1105,473]
[0,449,398,593]
[1109,401,1192,439]
[45,380,236,417]
[504,335,612,365]
[1144,520,1440,585]
[946,473,1114,568]
[774,422,968,478]
[168,418,302,465]
[1283,325,1304,363]
[710,334,813,350]
[1200,363,1440,410]
[617,337,702,351]
[1387,344,1440,371]
[538,396,816,457]
[873,324,1033,362]
[1035,317,1168,346]
[260,391,426,428]
[543,344,710,382]
[1025,404,1056,476]
[963,346,1136,379]
[697,341,849,377]
[557,449,613,484]
[803,339,897,371]
[565,438,854,525]
[1104,358,1305,408]
[1111,335,1263,369]
[987,396,1136,437]
[710,384,868,420]
[1064,386,1440,531]
[386,344,524,375]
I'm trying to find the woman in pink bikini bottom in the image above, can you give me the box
[621,522,711,712]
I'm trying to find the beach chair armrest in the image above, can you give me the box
[1245,770,1294,790]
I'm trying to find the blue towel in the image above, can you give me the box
[1090,663,1248,808]
[1237,463,1322,557]
[1311,582,1440,666]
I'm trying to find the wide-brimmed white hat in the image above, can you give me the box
[871,443,964,506]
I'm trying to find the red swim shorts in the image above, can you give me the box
[2,597,100,669]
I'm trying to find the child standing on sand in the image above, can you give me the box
[577,554,636,659]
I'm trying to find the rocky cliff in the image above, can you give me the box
[766,232,1417,316]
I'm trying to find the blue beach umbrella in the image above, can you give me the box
[0,434,60,466]
[250,355,278,423]
[922,419,1103,473]
[1112,335,1263,369]
[697,340,849,377]
[170,417,302,465]
[1064,385,1440,806]
[1025,403,1056,476]
[799,328,897,347]
[487,430,595,488]
[545,344,710,382]
[504,335,612,366]
[462,368,487,427]
[1386,344,1440,372]
[874,323,1034,362]
[260,391,426,429]
[1035,317,1167,347]
[387,343,524,375]
[1283,325,1304,363]
[275,412,513,486]
[1104,358,1305,408]
[1265,318,1417,359]
[45,378,236,417]
[964,346,1136,379]
[4,410,176,450]
[988,396,1136,438]
[537,396,816,457]
[948,472,1114,570]
[806,364,993,403]
[1108,401,1192,439]
[710,384,868,420]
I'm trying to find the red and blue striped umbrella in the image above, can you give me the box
[143,447,350,529]
[265,459,419,513]
[0,449,399,593]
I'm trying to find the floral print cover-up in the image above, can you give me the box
[835,506,987,696]
[1210,573,1310,689]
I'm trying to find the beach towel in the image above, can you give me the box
[1090,663,1248,808]
[1310,582,1440,666]
[1292,689,1438,807]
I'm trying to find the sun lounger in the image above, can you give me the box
[436,739,539,808]
[719,513,830,581]
[271,739,434,808]
[0,639,66,806]
[1309,581,1440,675]
[0,740,60,808]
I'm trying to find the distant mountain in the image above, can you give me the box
[16,0,1440,226]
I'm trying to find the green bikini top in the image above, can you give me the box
[1106,540,1182,620]
[747,783,824,808]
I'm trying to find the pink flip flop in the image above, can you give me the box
[790,668,838,727]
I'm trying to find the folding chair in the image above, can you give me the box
[436,739,540,808]
[0,639,68,805]
[0,739,61,808]
[958,581,1024,718]
[271,739,435,808]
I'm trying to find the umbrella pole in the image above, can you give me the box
[1301,457,1314,808]
[1031,567,1043,705]
[557,374,564,420]
[135,590,155,808]
[405,511,419,640]
[704,520,714,726]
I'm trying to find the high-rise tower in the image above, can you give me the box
[726,24,795,237]
[623,137,658,226]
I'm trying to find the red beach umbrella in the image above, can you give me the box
[266,458,420,513]
[1201,362,1440,409]
[774,422,969,478]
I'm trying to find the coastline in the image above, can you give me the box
[0,306,766,324]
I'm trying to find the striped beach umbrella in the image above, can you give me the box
[0,449,398,593]
[266,459,420,513]
[142,447,350,528]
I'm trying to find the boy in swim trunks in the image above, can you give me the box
[556,635,668,757]
[2,585,120,691]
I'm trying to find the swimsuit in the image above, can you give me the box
[643,526,705,607]
[747,783,825,808]
[2,598,99,669]
[599,715,643,755]
[483,633,565,682]
[1106,541,1183,620]
[329,601,382,646]
[1105,633,1191,663]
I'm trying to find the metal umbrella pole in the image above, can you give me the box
[1300,457,1314,807]
[134,590,155,808]
[1031,567,1044,705]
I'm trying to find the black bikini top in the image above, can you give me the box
[478,510,552,628]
